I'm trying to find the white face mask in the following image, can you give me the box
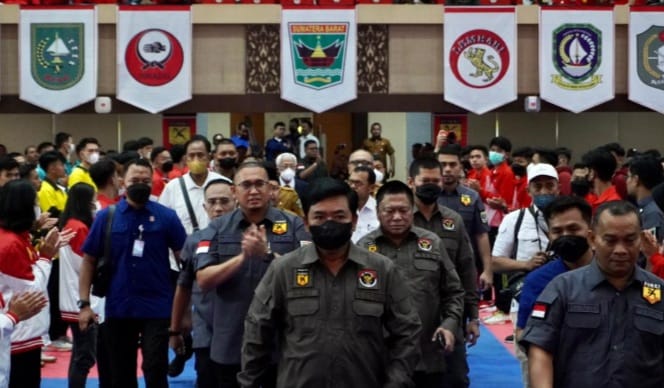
[280,167,296,183]
[88,152,100,165]
[68,143,76,154]
[374,169,384,184]
[144,151,151,160]
[34,204,41,221]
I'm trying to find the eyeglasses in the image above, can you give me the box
[236,180,269,191]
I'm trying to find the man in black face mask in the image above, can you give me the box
[408,157,479,388]
[213,139,239,181]
[79,158,188,388]
[515,195,593,353]
[359,180,464,388]
[240,177,422,388]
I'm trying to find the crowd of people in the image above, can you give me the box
[1,120,664,388]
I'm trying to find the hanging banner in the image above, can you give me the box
[281,6,357,113]
[539,7,614,113]
[19,5,97,113]
[629,6,664,114]
[443,7,517,115]
[117,5,191,114]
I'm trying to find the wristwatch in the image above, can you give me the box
[77,300,91,309]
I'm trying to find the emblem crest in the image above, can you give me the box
[418,238,433,252]
[31,23,84,90]
[358,269,378,289]
[643,281,661,304]
[449,29,510,89]
[551,24,602,90]
[366,242,378,253]
[272,221,288,235]
[288,22,348,90]
[125,28,184,87]
[637,25,664,91]
[442,218,456,231]
[296,268,310,287]
[460,194,472,207]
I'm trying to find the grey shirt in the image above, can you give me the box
[358,226,465,373]
[195,207,310,364]
[520,260,664,388]
[639,196,664,242]
[239,243,422,388]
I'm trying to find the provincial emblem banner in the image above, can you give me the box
[117,5,191,114]
[539,7,614,113]
[19,6,97,113]
[281,6,357,113]
[444,7,517,115]
[629,6,664,114]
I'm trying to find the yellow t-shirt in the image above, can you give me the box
[38,179,68,214]
[68,166,97,191]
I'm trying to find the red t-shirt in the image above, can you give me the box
[97,193,118,210]
[592,185,622,213]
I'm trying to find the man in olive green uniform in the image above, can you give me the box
[239,178,422,388]
[408,157,479,388]
[358,180,464,388]
[363,122,396,178]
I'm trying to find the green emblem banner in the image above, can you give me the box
[31,23,84,90]
[288,23,348,90]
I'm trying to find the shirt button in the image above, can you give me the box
[613,345,618,351]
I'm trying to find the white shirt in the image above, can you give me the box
[159,171,224,235]
[0,312,16,388]
[492,205,549,313]
[351,196,379,243]
[298,134,320,159]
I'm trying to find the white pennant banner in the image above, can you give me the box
[20,5,97,113]
[539,7,614,113]
[629,6,664,114]
[281,7,357,113]
[444,7,517,114]
[117,5,191,114]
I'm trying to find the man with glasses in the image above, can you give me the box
[195,161,310,388]
[347,149,375,177]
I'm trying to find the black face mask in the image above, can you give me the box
[549,235,590,264]
[126,183,151,206]
[218,157,237,169]
[309,220,353,250]
[162,161,174,174]
[511,163,527,178]
[571,179,591,197]
[415,184,442,205]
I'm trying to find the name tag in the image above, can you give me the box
[132,240,145,258]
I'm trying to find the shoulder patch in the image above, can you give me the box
[480,211,488,224]
[531,302,548,319]
[195,240,211,255]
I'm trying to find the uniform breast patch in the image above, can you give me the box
[442,218,456,231]
[358,269,378,289]
[295,268,311,287]
[272,220,288,235]
[643,281,662,304]
[418,238,433,252]
[460,194,471,206]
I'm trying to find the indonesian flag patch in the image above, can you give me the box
[531,302,548,319]
[196,241,211,255]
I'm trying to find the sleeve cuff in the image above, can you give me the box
[6,311,19,325]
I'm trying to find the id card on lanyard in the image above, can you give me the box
[132,224,145,257]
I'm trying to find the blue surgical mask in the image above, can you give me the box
[489,150,505,165]
[533,194,556,210]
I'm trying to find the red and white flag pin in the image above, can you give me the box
[196,241,211,255]
[531,302,548,319]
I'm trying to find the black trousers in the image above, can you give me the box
[9,348,41,388]
[412,371,444,388]
[213,362,276,388]
[48,259,68,341]
[194,347,217,388]
[442,339,470,388]
[105,317,170,388]
[68,322,112,388]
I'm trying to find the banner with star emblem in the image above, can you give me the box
[539,7,614,113]
[19,5,97,113]
[117,5,191,114]
[443,7,517,115]
[629,6,664,114]
[281,6,357,113]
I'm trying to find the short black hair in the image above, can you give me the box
[582,147,617,182]
[115,151,141,167]
[603,142,625,158]
[555,147,572,161]
[19,163,36,180]
[170,144,186,163]
[214,138,237,154]
[123,158,153,177]
[150,146,168,163]
[543,195,592,227]
[300,118,313,129]
[436,144,462,159]
[375,180,414,208]
[593,200,641,230]
[409,157,441,178]
[90,159,117,188]
[0,156,20,173]
[534,148,559,166]
[76,137,99,154]
[54,132,71,148]
[38,151,66,172]
[304,140,318,149]
[512,147,534,160]
[629,155,664,190]
[185,134,212,154]
[274,121,286,129]
[352,166,376,185]
[37,142,55,154]
[123,140,139,152]
[24,145,37,155]
[643,149,662,160]
[136,137,154,149]
[0,179,37,233]
[302,177,358,216]
[489,136,512,153]
[468,144,488,157]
